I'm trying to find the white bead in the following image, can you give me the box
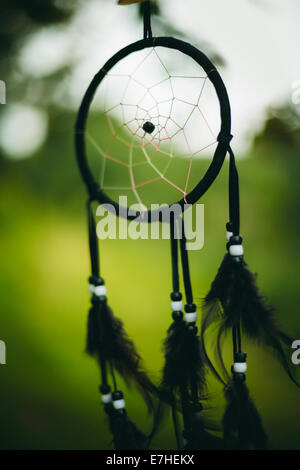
[88,284,95,294]
[113,399,126,410]
[94,285,107,297]
[229,244,244,256]
[226,231,233,241]
[171,300,183,312]
[101,393,112,404]
[233,362,247,373]
[185,312,197,323]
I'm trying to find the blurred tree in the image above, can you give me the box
[252,105,300,235]
[0,0,224,110]
[0,0,77,56]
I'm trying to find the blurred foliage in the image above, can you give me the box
[0,0,76,58]
[0,0,224,110]
[0,0,300,451]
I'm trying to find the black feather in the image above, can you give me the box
[159,318,206,405]
[184,406,224,450]
[201,299,228,385]
[157,317,209,449]
[105,404,148,450]
[86,296,157,412]
[184,426,224,450]
[223,378,268,450]
[148,399,170,446]
[202,253,299,387]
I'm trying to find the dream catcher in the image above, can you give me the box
[74,1,299,450]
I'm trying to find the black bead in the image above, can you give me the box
[89,275,104,286]
[99,384,111,394]
[229,235,243,245]
[226,221,233,232]
[142,121,155,134]
[234,352,247,363]
[172,310,183,321]
[185,303,196,313]
[187,324,198,335]
[171,291,182,301]
[112,390,124,400]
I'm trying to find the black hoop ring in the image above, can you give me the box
[75,36,231,221]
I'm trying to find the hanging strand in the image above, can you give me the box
[178,216,217,451]
[226,147,243,363]
[228,147,240,236]
[228,147,243,358]
[159,213,196,450]
[179,217,199,427]
[87,200,150,450]
[170,212,179,294]
[87,198,113,410]
[110,360,118,392]
[180,221,198,405]
[169,212,183,450]
[179,220,193,306]
[87,199,109,388]
[87,198,100,279]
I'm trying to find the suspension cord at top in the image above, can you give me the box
[143,0,152,39]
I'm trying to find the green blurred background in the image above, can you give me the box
[0,0,300,450]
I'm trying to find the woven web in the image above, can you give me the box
[86,47,220,209]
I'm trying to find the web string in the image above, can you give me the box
[86,47,218,208]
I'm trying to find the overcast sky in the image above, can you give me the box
[168,0,300,147]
